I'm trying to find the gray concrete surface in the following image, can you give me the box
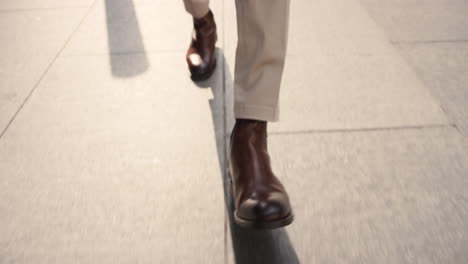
[359,0,468,137]
[396,43,468,136]
[1,0,467,263]
[0,8,87,135]
[360,0,468,42]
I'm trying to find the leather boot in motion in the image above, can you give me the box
[228,119,294,229]
[186,10,217,81]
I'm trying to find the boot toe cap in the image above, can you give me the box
[237,192,291,222]
[189,60,216,81]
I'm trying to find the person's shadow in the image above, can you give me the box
[197,49,301,264]
[104,0,149,77]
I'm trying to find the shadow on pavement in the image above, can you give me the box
[104,0,149,77]
[197,49,301,264]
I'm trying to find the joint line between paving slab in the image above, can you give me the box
[0,6,91,13]
[59,49,188,57]
[267,124,456,136]
[392,39,468,45]
[0,0,99,140]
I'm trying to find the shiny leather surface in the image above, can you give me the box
[228,119,292,223]
[186,10,217,79]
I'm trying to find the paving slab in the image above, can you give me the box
[0,52,226,263]
[395,42,468,136]
[223,0,448,133]
[62,0,223,56]
[359,0,468,42]
[0,0,94,10]
[224,0,396,56]
[226,127,468,263]
[0,8,87,134]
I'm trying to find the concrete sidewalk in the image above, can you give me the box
[1,0,467,263]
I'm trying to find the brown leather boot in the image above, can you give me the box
[228,119,294,229]
[186,10,217,81]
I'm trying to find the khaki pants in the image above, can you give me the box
[183,0,290,122]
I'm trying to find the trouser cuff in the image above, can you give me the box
[234,103,279,122]
[184,1,210,19]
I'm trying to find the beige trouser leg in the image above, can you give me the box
[184,0,290,122]
[234,0,290,122]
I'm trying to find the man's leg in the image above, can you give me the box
[184,0,218,81]
[229,0,293,229]
[234,0,290,122]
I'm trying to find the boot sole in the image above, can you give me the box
[233,210,294,230]
[190,59,217,82]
